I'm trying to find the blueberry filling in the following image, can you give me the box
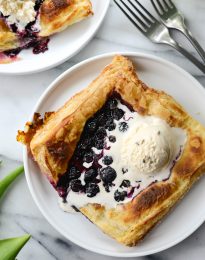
[97,114,107,127]
[35,0,44,11]
[83,151,94,163]
[112,108,125,120]
[120,180,131,188]
[119,122,128,132]
[86,183,100,198]
[69,166,81,180]
[96,127,106,139]
[1,0,49,58]
[94,139,105,150]
[87,121,97,132]
[114,190,127,202]
[102,156,113,166]
[100,166,117,184]
[84,169,98,182]
[56,94,139,202]
[105,120,116,131]
[122,168,128,174]
[107,98,118,109]
[70,179,83,192]
[109,136,116,143]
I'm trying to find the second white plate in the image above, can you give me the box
[0,0,110,75]
[24,52,205,257]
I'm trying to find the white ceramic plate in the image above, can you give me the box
[24,52,205,257]
[0,0,110,75]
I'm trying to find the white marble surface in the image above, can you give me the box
[0,0,205,259]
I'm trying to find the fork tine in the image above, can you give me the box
[167,0,174,8]
[127,0,152,25]
[119,0,150,30]
[114,0,146,33]
[162,0,170,10]
[156,0,166,13]
[151,0,161,16]
[134,0,158,22]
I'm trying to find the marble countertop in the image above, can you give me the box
[0,0,205,259]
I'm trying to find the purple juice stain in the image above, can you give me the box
[33,38,50,54]
[170,145,183,173]
[127,187,135,198]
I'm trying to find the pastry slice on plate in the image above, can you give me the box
[17,55,205,246]
[0,0,93,53]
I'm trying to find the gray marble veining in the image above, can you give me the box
[0,0,205,259]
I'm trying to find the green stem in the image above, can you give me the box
[0,234,31,260]
[0,165,24,199]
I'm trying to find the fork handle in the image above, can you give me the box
[179,27,205,64]
[166,40,205,73]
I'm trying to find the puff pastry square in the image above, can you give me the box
[0,0,93,52]
[17,55,205,246]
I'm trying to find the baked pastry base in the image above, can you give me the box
[17,55,205,246]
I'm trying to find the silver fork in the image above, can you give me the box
[151,0,205,63]
[114,0,205,73]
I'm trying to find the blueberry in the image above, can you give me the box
[9,24,18,33]
[122,168,128,174]
[87,121,96,132]
[57,174,70,189]
[70,179,83,192]
[74,148,86,159]
[86,183,100,197]
[114,190,127,202]
[96,127,106,139]
[100,166,117,184]
[102,156,113,165]
[120,180,131,188]
[104,184,110,192]
[78,139,91,150]
[104,182,113,192]
[105,109,112,118]
[105,118,113,126]
[97,114,107,126]
[95,139,104,150]
[105,120,116,131]
[119,122,128,132]
[83,151,93,163]
[84,169,98,182]
[107,99,118,109]
[109,136,116,143]
[35,0,44,11]
[69,166,81,180]
[112,108,125,120]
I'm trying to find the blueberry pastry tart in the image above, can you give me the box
[0,0,93,55]
[17,55,205,246]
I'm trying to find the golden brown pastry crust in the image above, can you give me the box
[0,0,93,52]
[39,0,93,37]
[17,55,205,246]
[0,19,20,52]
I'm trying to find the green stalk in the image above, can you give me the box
[0,234,31,260]
[0,165,24,199]
[0,165,30,259]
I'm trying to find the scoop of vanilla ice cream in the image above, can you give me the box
[121,119,172,174]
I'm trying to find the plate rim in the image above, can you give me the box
[0,0,111,75]
[23,51,205,257]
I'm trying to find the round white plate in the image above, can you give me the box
[0,0,110,75]
[24,52,205,257]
